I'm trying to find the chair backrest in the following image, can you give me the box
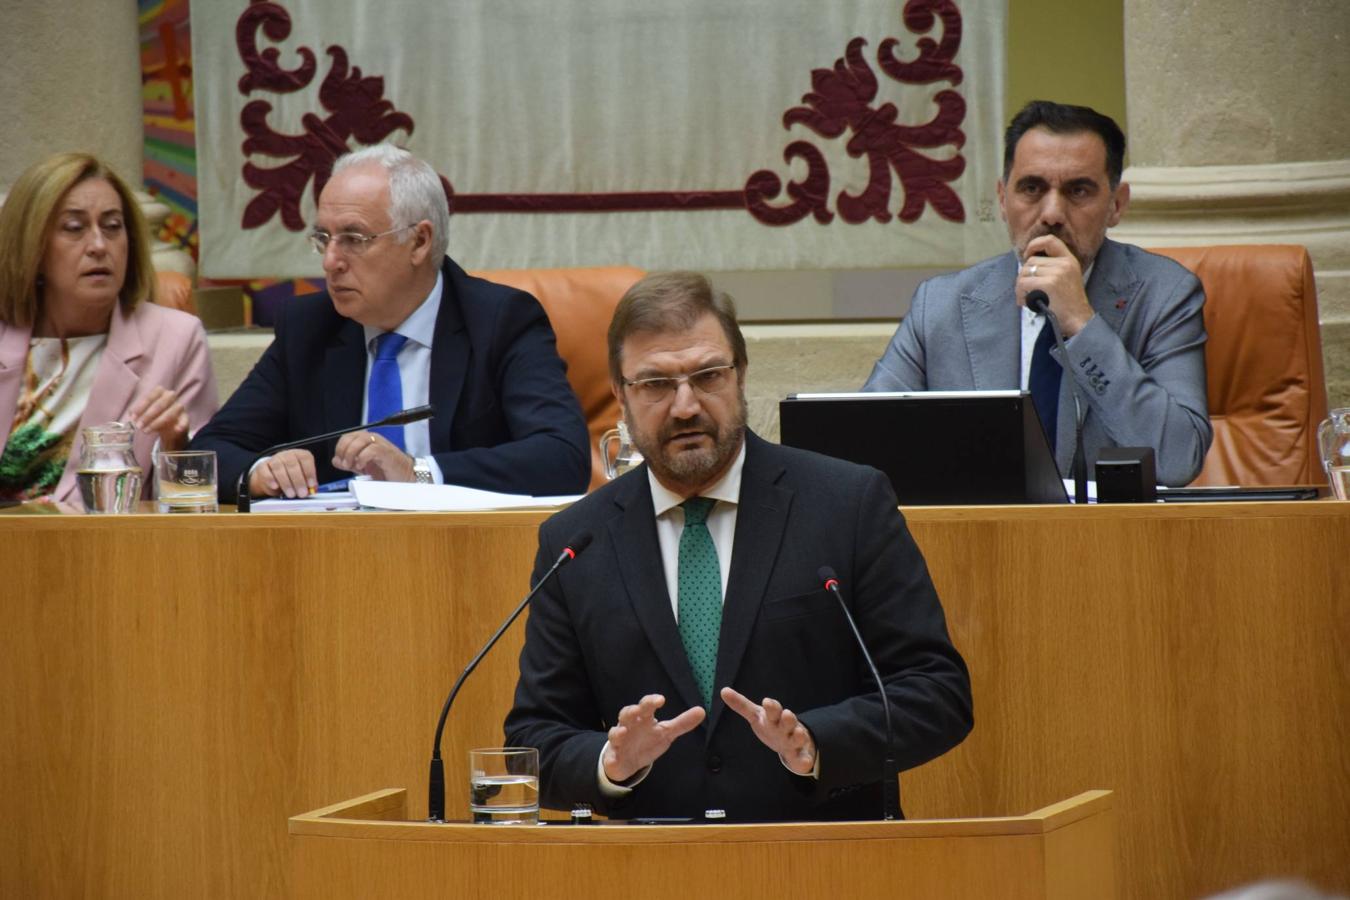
[472,266,645,491]
[153,269,196,314]
[1152,245,1329,486]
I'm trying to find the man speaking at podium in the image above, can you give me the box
[506,272,972,822]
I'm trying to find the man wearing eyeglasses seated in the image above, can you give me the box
[191,145,590,502]
[505,271,972,822]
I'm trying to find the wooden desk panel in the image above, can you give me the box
[1,512,545,899]
[1,503,1346,899]
[899,503,1350,900]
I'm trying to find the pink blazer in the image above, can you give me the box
[0,302,220,503]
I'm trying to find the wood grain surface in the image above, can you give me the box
[1,501,1345,899]
[287,789,1118,900]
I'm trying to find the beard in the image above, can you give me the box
[625,392,747,493]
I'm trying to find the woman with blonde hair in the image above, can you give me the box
[0,152,217,502]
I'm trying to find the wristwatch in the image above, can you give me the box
[412,458,433,484]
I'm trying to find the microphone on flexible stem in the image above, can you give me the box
[233,404,435,512]
[1025,290,1089,505]
[426,530,594,823]
[819,566,898,821]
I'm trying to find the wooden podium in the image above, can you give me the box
[290,789,1118,899]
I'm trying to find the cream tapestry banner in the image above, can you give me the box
[192,0,1007,278]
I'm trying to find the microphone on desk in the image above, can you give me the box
[819,566,899,821]
[1025,290,1089,504]
[426,530,594,823]
[233,405,435,513]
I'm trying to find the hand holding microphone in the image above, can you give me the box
[1019,235,1094,335]
[1020,245,1091,503]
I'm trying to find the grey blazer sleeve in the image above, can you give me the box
[863,283,928,391]
[1061,267,1212,486]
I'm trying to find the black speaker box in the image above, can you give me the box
[1095,447,1157,503]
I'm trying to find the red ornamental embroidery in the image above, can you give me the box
[236,0,415,231]
[231,0,971,230]
[746,0,968,226]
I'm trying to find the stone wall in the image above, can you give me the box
[1118,0,1350,412]
[0,3,143,186]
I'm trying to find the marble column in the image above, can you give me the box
[1113,0,1350,410]
[0,1,193,277]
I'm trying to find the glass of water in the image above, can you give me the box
[155,450,218,513]
[469,747,539,824]
[1319,408,1350,500]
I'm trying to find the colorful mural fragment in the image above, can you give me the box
[139,0,321,325]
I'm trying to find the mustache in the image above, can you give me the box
[659,415,715,442]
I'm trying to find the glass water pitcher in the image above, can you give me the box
[77,422,142,513]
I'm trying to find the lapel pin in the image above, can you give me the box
[1115,299,1127,310]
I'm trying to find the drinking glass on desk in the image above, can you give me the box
[155,450,218,513]
[1318,408,1350,500]
[469,747,539,824]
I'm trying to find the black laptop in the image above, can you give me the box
[779,391,1068,505]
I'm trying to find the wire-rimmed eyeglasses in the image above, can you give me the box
[621,364,737,405]
[309,224,413,255]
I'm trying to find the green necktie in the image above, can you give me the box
[677,497,722,708]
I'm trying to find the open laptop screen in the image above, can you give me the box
[779,391,1068,505]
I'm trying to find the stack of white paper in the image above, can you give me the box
[351,480,582,512]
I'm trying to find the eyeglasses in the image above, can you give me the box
[622,364,737,405]
[308,224,412,256]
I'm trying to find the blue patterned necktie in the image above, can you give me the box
[677,496,722,708]
[1029,318,1061,453]
[367,332,409,450]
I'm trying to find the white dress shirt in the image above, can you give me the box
[647,441,745,618]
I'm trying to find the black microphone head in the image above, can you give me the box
[1025,289,1050,314]
[566,531,594,556]
[818,565,839,586]
[378,404,435,426]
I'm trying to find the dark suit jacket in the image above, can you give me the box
[193,257,590,501]
[863,238,1213,486]
[505,432,972,822]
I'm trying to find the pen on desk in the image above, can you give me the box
[316,479,351,493]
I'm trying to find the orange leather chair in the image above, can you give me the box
[153,269,197,314]
[473,266,645,491]
[1153,245,1329,486]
